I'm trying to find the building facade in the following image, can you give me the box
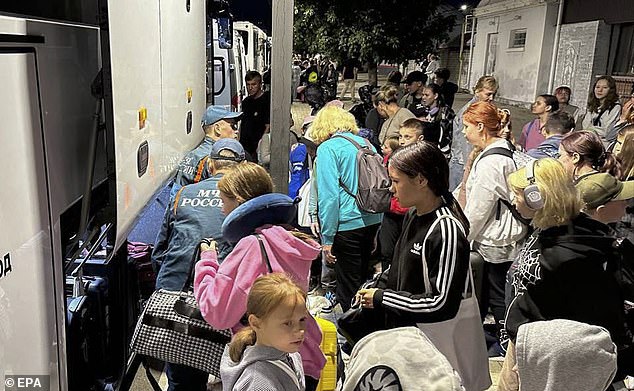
[470,0,634,108]
[470,0,560,107]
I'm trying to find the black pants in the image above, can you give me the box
[165,362,208,391]
[305,376,319,391]
[332,224,380,312]
[469,251,485,309]
[478,261,512,332]
[378,212,404,271]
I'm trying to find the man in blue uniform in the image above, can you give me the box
[172,106,242,197]
[152,138,246,391]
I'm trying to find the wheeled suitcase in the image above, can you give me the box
[316,317,337,391]
[66,276,109,391]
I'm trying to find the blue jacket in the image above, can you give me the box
[153,174,232,290]
[171,136,214,199]
[316,133,383,245]
[527,134,564,160]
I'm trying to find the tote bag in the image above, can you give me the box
[416,215,491,391]
[297,177,312,227]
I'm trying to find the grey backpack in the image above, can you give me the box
[332,135,391,214]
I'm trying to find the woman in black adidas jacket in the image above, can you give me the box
[357,141,471,325]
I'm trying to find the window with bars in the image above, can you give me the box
[509,29,527,49]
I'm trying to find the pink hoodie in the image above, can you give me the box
[193,224,326,379]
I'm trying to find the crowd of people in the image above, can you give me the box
[149,63,634,391]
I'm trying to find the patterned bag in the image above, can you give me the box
[130,289,231,376]
[130,243,231,377]
[130,235,272,377]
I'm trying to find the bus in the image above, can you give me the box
[0,0,230,389]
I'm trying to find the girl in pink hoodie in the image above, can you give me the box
[193,163,325,389]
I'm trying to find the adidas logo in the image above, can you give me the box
[410,242,422,255]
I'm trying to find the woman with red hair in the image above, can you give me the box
[462,101,529,353]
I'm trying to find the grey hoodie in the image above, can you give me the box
[516,319,617,391]
[220,344,305,391]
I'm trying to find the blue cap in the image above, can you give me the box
[202,106,242,126]
[210,138,246,161]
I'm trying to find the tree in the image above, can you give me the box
[294,0,455,69]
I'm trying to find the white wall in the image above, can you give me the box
[471,0,559,105]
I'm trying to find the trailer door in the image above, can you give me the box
[0,50,59,389]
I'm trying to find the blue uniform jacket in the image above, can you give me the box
[153,174,232,290]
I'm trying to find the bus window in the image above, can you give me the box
[217,17,233,49]
[214,58,226,95]
[238,30,249,55]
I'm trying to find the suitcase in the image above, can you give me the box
[316,317,337,391]
[66,276,109,391]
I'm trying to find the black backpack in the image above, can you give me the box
[475,143,535,227]
[332,134,391,214]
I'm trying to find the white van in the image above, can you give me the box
[234,21,270,73]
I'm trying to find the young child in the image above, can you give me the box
[221,273,308,391]
[398,118,424,147]
[381,136,400,163]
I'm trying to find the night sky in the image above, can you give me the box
[230,0,480,34]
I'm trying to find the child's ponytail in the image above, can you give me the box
[228,273,307,363]
[229,326,257,362]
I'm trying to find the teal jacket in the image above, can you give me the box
[316,133,382,245]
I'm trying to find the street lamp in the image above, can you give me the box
[458,5,473,90]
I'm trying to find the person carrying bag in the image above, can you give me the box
[415,216,490,391]
[353,141,490,391]
[130,242,234,389]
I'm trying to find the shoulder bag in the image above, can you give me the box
[415,214,491,391]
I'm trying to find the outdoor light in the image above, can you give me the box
[460,4,468,11]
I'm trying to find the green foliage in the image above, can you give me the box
[294,0,455,64]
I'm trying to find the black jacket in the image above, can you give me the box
[505,213,626,345]
[374,206,470,326]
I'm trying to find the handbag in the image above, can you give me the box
[130,235,272,381]
[415,215,491,391]
[337,304,386,346]
[337,274,388,346]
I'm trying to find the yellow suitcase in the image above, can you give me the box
[315,317,337,391]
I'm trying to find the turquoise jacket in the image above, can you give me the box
[316,132,383,245]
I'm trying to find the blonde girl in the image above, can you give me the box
[381,136,400,160]
[221,273,308,391]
